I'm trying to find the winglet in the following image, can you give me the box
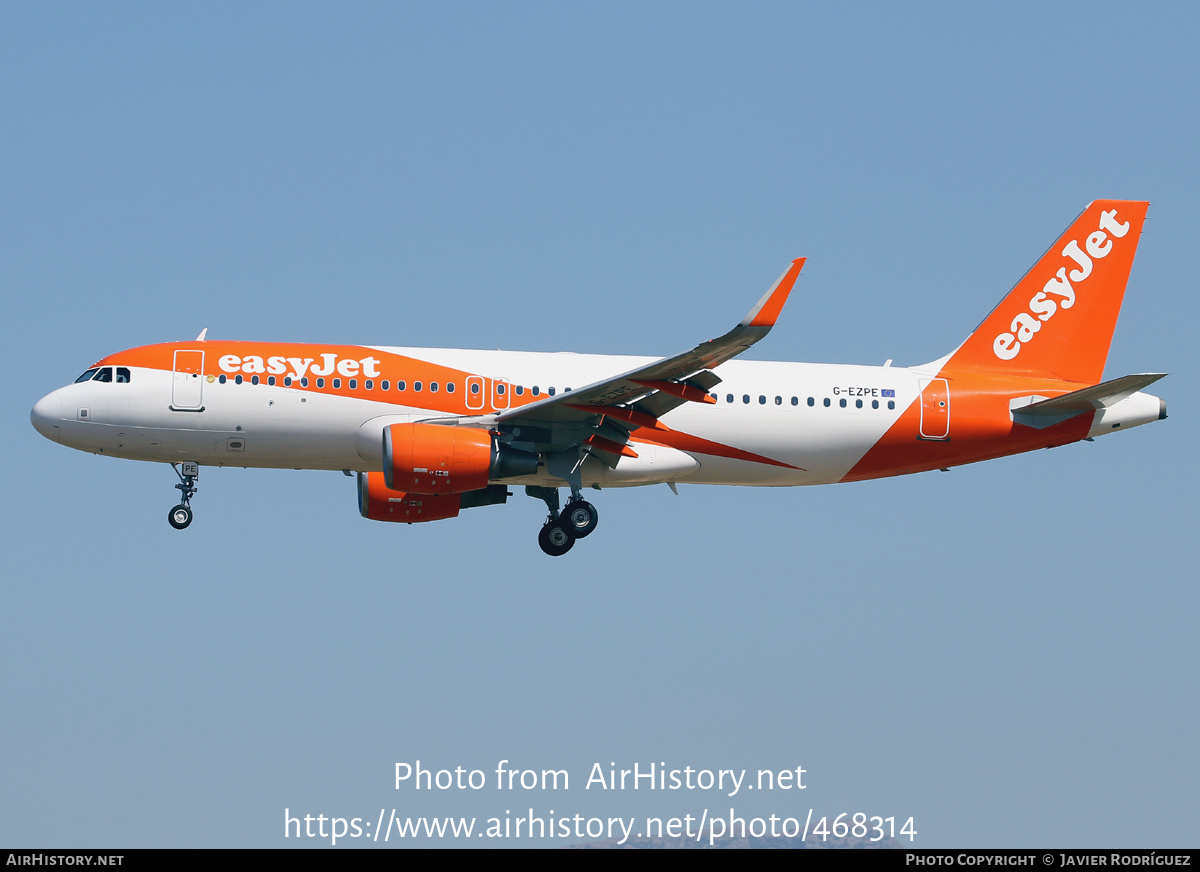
[195,328,208,341]
[741,258,805,328]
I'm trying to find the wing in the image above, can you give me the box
[432,258,804,466]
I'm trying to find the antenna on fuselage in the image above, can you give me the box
[195,328,208,341]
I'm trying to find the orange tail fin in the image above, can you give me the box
[941,200,1148,384]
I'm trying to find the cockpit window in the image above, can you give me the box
[75,369,98,383]
[116,367,131,383]
[93,367,113,383]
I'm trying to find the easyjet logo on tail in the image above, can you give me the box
[992,208,1131,361]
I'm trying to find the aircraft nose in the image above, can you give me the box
[31,391,63,442]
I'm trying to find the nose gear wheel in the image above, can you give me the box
[168,504,193,529]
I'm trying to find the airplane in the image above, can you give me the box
[30,200,1167,556]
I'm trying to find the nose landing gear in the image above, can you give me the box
[526,485,600,557]
[168,461,199,530]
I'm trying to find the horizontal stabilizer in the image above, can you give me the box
[1010,373,1167,429]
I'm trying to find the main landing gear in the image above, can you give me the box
[527,486,599,557]
[537,518,575,557]
[168,461,199,530]
[562,499,599,538]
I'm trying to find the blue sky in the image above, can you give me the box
[2,3,1196,847]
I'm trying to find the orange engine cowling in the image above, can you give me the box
[358,472,463,522]
[383,422,538,495]
[357,472,510,524]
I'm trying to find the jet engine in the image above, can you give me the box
[357,472,509,523]
[382,422,538,494]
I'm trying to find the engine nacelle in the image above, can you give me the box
[383,422,538,494]
[358,472,463,522]
[357,472,511,524]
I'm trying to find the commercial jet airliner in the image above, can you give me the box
[31,201,1166,555]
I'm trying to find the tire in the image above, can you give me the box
[168,504,193,530]
[538,519,575,556]
[563,500,598,538]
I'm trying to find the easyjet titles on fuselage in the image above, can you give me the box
[217,352,383,381]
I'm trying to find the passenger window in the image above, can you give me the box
[219,374,227,384]
[116,367,131,383]
[839,398,846,408]
[888,400,895,410]
[469,382,479,394]
[268,376,277,386]
[548,387,555,396]
[430,382,439,392]
[743,394,750,404]
[93,367,112,383]
[791,396,798,406]
[316,378,325,388]
[284,377,292,386]
[759,395,766,405]
[333,378,341,389]
[252,375,260,385]
[823,398,831,407]
[726,394,734,403]
[236,375,244,385]
[349,379,357,389]
[446,382,455,393]
[775,396,782,405]
[301,377,309,387]
[365,380,373,390]
[397,381,406,391]
[414,381,422,392]
[75,369,99,383]
[872,399,879,409]
[381,380,390,391]
[515,385,524,396]
[497,384,505,395]
[807,397,814,407]
[532,386,540,396]
[855,399,862,409]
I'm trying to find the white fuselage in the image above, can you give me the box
[30,346,1162,491]
[33,349,922,487]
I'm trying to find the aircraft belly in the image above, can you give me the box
[75,384,404,470]
[202,391,397,469]
[657,403,906,486]
[586,444,701,485]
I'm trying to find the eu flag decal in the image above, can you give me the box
[882,389,895,397]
